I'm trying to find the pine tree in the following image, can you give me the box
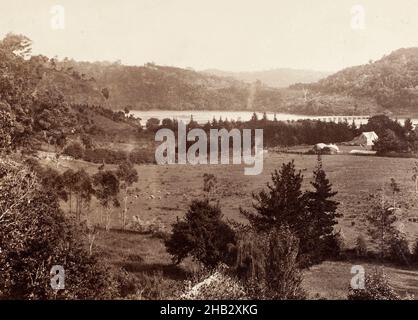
[305,155,340,262]
[241,160,307,233]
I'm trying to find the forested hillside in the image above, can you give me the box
[291,48,418,115]
[54,60,284,111]
[202,68,330,88]
[0,33,141,154]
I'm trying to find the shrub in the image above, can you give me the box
[0,159,116,299]
[83,148,128,164]
[412,238,418,263]
[129,148,156,164]
[165,199,236,268]
[63,142,85,159]
[129,217,169,239]
[373,129,408,154]
[389,234,411,266]
[348,269,400,300]
[146,117,160,131]
[234,226,306,300]
[126,271,182,300]
[180,266,247,300]
[355,235,368,258]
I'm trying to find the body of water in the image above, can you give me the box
[129,110,374,127]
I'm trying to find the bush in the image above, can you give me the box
[145,117,160,131]
[63,142,84,159]
[180,266,247,300]
[234,226,306,300]
[129,148,156,164]
[129,217,169,239]
[125,270,182,300]
[83,148,128,164]
[373,129,408,154]
[412,238,418,263]
[0,159,116,299]
[348,269,400,300]
[389,234,411,266]
[355,235,368,258]
[165,199,236,268]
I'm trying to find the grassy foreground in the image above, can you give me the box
[40,148,418,299]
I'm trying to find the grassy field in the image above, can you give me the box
[40,147,418,299]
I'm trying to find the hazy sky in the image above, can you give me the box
[0,0,417,72]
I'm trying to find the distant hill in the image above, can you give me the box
[47,60,380,115]
[201,68,330,88]
[52,60,285,112]
[44,48,418,116]
[290,48,418,115]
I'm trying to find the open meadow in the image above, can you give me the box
[41,148,418,299]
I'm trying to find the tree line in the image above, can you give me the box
[146,112,358,148]
[26,158,138,231]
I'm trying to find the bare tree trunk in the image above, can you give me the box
[75,196,80,221]
[105,208,111,231]
[79,198,83,221]
[88,233,96,256]
[69,191,72,215]
[123,190,128,230]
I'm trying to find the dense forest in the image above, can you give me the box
[291,48,418,115]
[52,59,285,112]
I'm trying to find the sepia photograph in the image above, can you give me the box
[1,0,418,310]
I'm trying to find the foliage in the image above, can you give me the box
[32,163,68,202]
[348,269,401,300]
[365,195,399,261]
[412,238,418,263]
[63,142,85,159]
[165,199,236,268]
[180,266,247,300]
[388,233,411,266]
[234,226,306,300]
[0,159,116,299]
[116,161,138,229]
[83,148,128,164]
[303,155,341,264]
[129,217,169,239]
[373,129,408,154]
[145,118,161,131]
[355,235,368,258]
[116,161,138,187]
[300,48,418,112]
[242,160,340,267]
[92,170,120,230]
[242,161,306,231]
[53,59,286,112]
